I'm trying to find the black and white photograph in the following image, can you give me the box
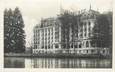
[0,0,114,71]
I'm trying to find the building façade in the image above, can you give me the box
[33,9,111,57]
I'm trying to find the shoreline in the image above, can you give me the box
[4,53,111,59]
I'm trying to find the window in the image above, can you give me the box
[55,44,59,48]
[87,50,88,53]
[89,21,90,26]
[62,44,66,48]
[42,46,44,49]
[79,44,81,48]
[71,44,73,48]
[48,45,50,49]
[84,33,86,37]
[91,41,95,47]
[74,44,77,48]
[86,41,89,47]
[80,34,82,38]
[84,27,86,32]
[45,46,47,49]
[51,45,53,49]
[91,50,94,53]
[89,27,91,32]
[89,32,90,36]
[103,50,105,53]
[79,50,81,53]
[34,45,37,49]
[80,28,82,32]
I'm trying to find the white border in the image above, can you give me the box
[0,0,114,72]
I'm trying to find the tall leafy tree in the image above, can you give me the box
[92,12,112,48]
[13,7,25,53]
[4,8,14,53]
[105,12,112,49]
[4,9,9,53]
[58,10,79,53]
[4,7,25,53]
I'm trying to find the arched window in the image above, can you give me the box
[86,41,89,47]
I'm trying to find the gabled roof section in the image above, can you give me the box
[80,9,100,20]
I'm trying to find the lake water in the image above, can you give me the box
[4,57,112,68]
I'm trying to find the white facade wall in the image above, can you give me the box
[33,18,62,54]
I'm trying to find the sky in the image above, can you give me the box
[0,0,112,47]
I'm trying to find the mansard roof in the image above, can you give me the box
[40,17,61,27]
[80,9,100,20]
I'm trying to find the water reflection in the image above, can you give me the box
[4,57,25,68]
[4,57,112,68]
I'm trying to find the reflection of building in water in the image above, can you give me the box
[4,57,25,68]
[33,8,111,56]
[25,58,111,68]
[4,57,112,68]
[25,58,32,68]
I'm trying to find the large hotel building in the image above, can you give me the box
[33,9,111,56]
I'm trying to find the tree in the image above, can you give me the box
[4,7,25,53]
[91,12,112,48]
[13,7,25,53]
[4,8,14,53]
[4,9,9,53]
[105,12,112,48]
[58,10,79,53]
